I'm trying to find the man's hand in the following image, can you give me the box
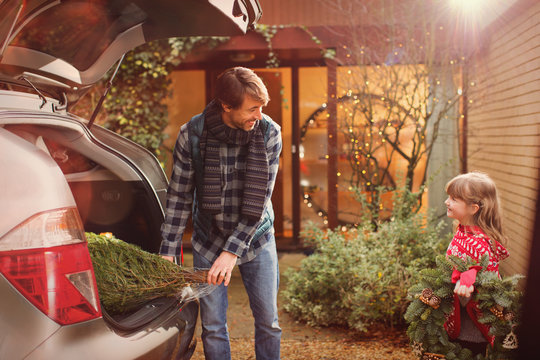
[162,255,175,263]
[208,251,238,286]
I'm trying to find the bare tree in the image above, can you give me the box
[310,0,465,221]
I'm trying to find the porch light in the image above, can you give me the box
[229,52,255,62]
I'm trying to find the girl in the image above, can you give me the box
[443,172,509,355]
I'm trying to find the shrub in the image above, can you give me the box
[282,185,451,332]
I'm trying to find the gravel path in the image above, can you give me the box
[184,252,416,359]
[191,332,415,360]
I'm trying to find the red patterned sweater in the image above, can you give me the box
[444,225,509,343]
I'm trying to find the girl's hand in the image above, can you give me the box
[454,279,474,297]
[451,266,480,298]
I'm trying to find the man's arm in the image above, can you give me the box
[159,125,195,259]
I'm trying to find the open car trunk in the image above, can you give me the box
[3,118,166,252]
[1,110,187,331]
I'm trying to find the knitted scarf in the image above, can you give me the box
[199,100,269,221]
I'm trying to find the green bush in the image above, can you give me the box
[282,186,451,332]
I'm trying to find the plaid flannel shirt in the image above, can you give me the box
[160,117,282,264]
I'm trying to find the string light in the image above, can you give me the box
[299,88,430,226]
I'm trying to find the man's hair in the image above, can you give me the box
[215,67,269,109]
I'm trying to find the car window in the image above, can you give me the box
[11,2,146,71]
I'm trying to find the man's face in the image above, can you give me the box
[222,96,264,131]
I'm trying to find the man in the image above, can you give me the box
[160,67,282,360]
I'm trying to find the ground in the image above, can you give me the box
[183,252,416,360]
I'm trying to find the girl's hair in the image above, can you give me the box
[215,67,269,109]
[446,171,507,245]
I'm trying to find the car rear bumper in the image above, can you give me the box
[1,274,198,360]
[25,316,184,360]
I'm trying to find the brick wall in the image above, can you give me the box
[467,1,540,276]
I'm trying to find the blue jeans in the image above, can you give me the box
[192,240,281,360]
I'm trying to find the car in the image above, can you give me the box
[0,1,261,359]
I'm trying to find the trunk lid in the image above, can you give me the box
[0,0,261,103]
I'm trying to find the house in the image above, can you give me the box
[163,0,540,277]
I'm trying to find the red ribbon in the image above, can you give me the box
[451,266,482,286]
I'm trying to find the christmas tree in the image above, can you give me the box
[86,232,211,315]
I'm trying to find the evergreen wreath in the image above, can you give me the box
[404,255,523,360]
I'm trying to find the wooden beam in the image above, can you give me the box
[326,58,338,229]
[459,63,468,173]
[292,66,301,244]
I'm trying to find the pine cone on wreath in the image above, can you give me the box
[428,295,441,309]
[504,311,515,322]
[489,305,505,320]
[422,353,446,360]
[422,288,434,299]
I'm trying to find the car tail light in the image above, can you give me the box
[0,208,102,325]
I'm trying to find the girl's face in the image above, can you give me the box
[445,195,478,225]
